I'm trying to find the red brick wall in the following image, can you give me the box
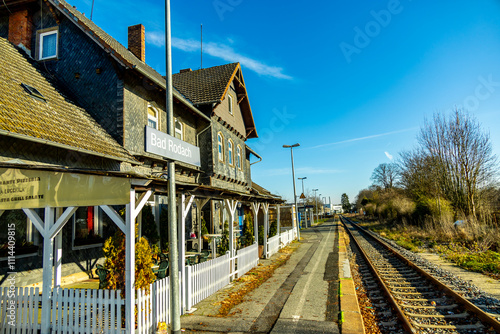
[128,24,145,62]
[8,10,32,51]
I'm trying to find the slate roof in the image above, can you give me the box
[172,63,239,105]
[252,182,282,201]
[47,0,210,122]
[0,36,136,163]
[173,63,258,138]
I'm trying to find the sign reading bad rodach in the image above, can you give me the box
[0,168,130,210]
[145,126,201,167]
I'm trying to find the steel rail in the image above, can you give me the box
[342,216,500,332]
[340,216,416,333]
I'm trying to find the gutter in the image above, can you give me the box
[246,145,262,165]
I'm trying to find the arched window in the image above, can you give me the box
[228,139,234,166]
[236,145,242,170]
[217,132,224,162]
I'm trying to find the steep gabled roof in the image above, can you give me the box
[172,63,239,105]
[0,36,136,163]
[173,63,258,139]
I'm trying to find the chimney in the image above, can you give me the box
[8,9,33,53]
[179,68,192,73]
[128,24,145,62]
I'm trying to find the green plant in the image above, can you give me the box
[201,216,211,243]
[218,221,229,254]
[258,225,264,245]
[269,220,277,238]
[102,225,156,296]
[241,213,254,247]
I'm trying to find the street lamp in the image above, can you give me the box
[298,177,307,227]
[312,189,318,223]
[283,143,300,240]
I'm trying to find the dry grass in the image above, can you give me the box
[355,215,500,279]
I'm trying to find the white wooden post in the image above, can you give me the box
[224,199,238,280]
[41,207,54,334]
[125,189,152,332]
[262,203,269,258]
[124,190,135,333]
[178,193,194,311]
[251,202,260,247]
[22,206,77,334]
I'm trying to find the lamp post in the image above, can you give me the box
[298,177,307,228]
[312,189,318,223]
[283,144,300,240]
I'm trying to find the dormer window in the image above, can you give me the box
[148,105,158,129]
[37,29,58,60]
[228,94,233,115]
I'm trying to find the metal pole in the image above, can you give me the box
[290,148,300,240]
[165,1,181,332]
[312,189,318,223]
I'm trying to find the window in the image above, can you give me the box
[73,206,103,248]
[148,105,158,129]
[217,132,224,162]
[38,29,58,60]
[175,119,183,140]
[0,210,38,258]
[228,139,234,166]
[228,94,233,115]
[236,145,242,170]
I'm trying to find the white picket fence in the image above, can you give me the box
[0,239,286,333]
[186,252,231,309]
[51,288,124,333]
[266,235,281,258]
[0,287,41,333]
[235,242,259,278]
[280,228,295,248]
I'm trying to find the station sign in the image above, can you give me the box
[145,126,201,167]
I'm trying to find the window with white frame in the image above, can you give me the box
[38,29,58,60]
[228,94,233,115]
[237,145,242,170]
[148,105,158,129]
[217,132,224,162]
[228,139,234,166]
[73,206,103,248]
[175,118,183,140]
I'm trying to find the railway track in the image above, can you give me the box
[340,216,500,334]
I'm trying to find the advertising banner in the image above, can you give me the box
[0,168,130,210]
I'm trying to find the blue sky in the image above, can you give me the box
[71,0,500,204]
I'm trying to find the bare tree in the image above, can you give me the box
[371,163,400,190]
[418,109,497,218]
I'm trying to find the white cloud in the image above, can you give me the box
[384,151,393,160]
[256,167,343,177]
[146,31,165,47]
[148,36,292,79]
[310,127,417,149]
